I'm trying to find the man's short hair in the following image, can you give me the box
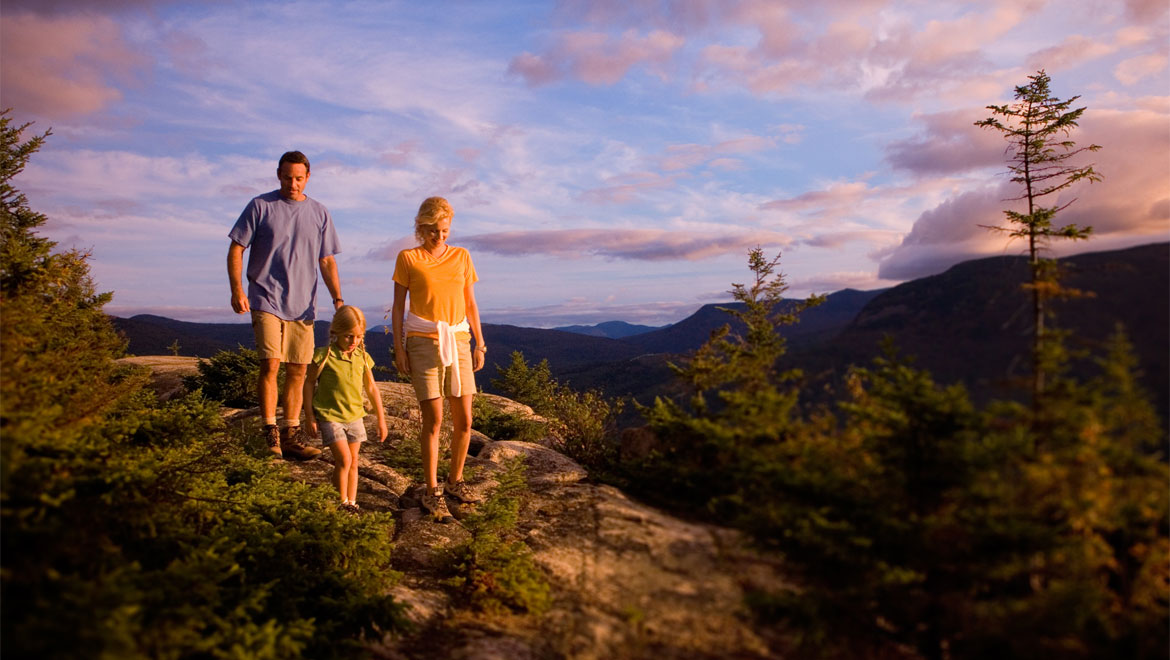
[278,151,311,173]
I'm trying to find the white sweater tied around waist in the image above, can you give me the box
[404,312,471,396]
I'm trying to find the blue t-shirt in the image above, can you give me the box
[229,190,342,321]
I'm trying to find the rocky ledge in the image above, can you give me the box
[125,357,797,659]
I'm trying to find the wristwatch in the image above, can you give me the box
[475,345,487,354]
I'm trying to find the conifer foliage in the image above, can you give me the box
[976,70,1102,401]
[0,112,408,659]
[632,247,1166,659]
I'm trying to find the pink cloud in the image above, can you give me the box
[577,171,677,204]
[885,109,1007,175]
[760,181,871,213]
[458,228,794,261]
[1026,35,1116,74]
[1115,54,1169,86]
[659,134,777,171]
[877,106,1170,281]
[509,29,684,86]
[1124,0,1170,21]
[379,140,423,166]
[0,12,147,118]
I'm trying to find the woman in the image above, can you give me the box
[391,197,486,523]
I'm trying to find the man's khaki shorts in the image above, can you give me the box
[406,335,476,400]
[251,311,315,364]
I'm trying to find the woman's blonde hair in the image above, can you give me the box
[414,196,453,244]
[330,305,367,348]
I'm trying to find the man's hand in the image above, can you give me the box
[231,290,250,314]
[395,349,410,376]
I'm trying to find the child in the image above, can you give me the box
[304,305,388,510]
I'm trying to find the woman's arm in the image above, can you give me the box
[364,367,388,442]
[465,280,486,372]
[392,282,410,375]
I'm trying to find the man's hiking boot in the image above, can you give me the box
[444,479,482,504]
[280,426,322,460]
[421,486,456,524]
[263,424,283,458]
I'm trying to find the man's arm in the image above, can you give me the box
[228,241,249,314]
[319,255,343,310]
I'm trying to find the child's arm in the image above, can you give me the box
[303,361,320,438]
[364,367,388,443]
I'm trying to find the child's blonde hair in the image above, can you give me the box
[414,196,453,244]
[330,305,367,348]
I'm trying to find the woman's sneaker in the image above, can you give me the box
[444,480,482,504]
[263,424,283,458]
[420,486,455,524]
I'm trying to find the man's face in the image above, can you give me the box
[277,162,310,200]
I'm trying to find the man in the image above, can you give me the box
[228,150,343,459]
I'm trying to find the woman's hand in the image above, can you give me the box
[395,347,410,375]
[376,418,388,443]
[472,348,485,372]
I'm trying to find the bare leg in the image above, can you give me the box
[259,358,281,422]
[282,362,307,425]
[347,442,361,502]
[329,440,352,501]
[418,397,444,490]
[446,394,474,484]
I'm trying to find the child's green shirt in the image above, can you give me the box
[311,345,373,423]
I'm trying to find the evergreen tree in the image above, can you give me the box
[1,112,409,659]
[976,70,1102,402]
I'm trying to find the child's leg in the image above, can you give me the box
[319,421,351,501]
[418,397,444,490]
[329,440,352,501]
[346,441,361,503]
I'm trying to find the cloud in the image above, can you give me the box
[658,133,780,171]
[1115,53,1169,86]
[0,12,148,118]
[456,228,794,261]
[885,109,1009,175]
[480,297,710,328]
[877,106,1170,281]
[577,171,679,204]
[1025,35,1117,73]
[509,29,684,86]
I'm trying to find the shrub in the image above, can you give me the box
[443,459,551,615]
[492,351,622,472]
[471,397,548,443]
[184,345,263,407]
[1,114,409,659]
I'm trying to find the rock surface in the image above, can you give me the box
[135,363,796,659]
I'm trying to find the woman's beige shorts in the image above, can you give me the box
[406,335,477,400]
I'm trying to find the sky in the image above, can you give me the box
[2,0,1167,328]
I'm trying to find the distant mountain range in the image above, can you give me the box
[553,320,662,339]
[113,242,1168,423]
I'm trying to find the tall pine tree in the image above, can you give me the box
[976,70,1102,402]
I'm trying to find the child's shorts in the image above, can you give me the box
[406,335,477,400]
[319,419,367,446]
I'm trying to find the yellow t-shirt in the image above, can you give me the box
[392,246,478,340]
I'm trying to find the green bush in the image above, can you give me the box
[471,397,548,443]
[492,351,622,473]
[1,114,409,659]
[184,345,263,407]
[443,460,551,615]
[634,249,1168,659]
